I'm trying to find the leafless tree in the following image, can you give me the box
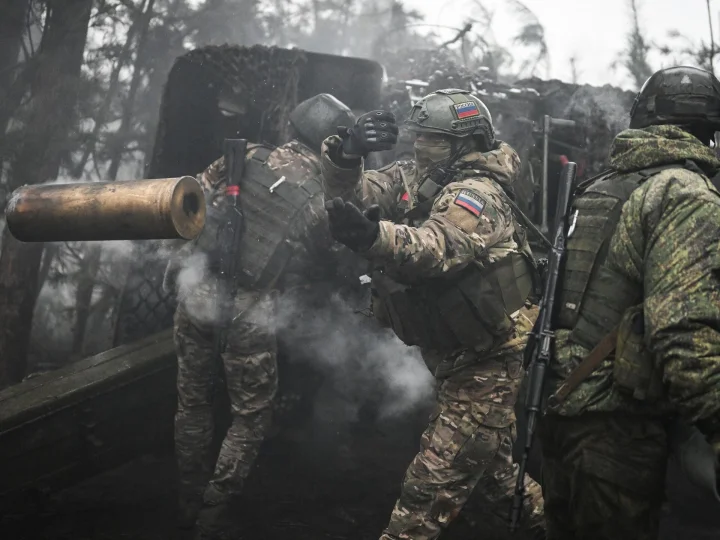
[0,0,93,387]
[616,0,653,90]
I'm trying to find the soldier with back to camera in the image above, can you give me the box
[534,66,720,540]
[163,94,358,539]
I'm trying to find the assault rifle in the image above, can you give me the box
[211,138,247,388]
[509,161,577,531]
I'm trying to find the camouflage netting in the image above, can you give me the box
[148,44,308,180]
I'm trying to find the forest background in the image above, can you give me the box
[0,0,715,388]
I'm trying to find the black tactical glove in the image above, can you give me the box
[338,110,399,157]
[325,198,380,252]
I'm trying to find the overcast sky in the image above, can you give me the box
[405,0,715,90]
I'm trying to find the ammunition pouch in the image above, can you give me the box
[613,304,664,401]
[372,252,534,352]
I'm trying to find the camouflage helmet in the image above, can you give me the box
[405,89,495,148]
[289,93,356,152]
[630,66,720,130]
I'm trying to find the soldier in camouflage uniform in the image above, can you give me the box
[165,94,357,539]
[322,89,544,540]
[537,66,720,540]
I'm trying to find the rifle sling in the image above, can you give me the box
[503,194,552,251]
[551,326,618,405]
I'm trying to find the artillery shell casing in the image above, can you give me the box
[5,176,206,242]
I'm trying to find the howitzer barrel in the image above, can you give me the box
[5,177,206,242]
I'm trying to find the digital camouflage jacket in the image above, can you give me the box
[550,125,720,453]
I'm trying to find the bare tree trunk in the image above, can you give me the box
[71,244,101,354]
[625,0,653,89]
[0,0,93,388]
[0,0,31,111]
[71,0,155,354]
[35,243,57,303]
[0,0,33,162]
[71,0,149,178]
[107,0,156,180]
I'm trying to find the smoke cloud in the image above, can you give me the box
[167,246,434,421]
[276,288,435,421]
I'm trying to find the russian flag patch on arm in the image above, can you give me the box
[453,189,486,216]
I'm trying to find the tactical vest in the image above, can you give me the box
[195,145,323,290]
[372,250,534,353]
[557,163,691,401]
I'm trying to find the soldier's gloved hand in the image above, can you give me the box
[325,198,380,252]
[337,111,398,158]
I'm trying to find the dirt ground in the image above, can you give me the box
[0,412,430,540]
[3,407,720,540]
[2,335,720,540]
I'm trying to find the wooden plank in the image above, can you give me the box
[0,329,172,404]
[0,330,178,501]
[0,330,174,430]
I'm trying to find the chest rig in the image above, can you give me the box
[371,167,535,354]
[556,162,694,402]
[196,145,323,290]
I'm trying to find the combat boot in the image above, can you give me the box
[193,485,240,540]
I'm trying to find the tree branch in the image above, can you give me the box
[440,22,473,48]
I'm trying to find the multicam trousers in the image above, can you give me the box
[379,341,544,540]
[539,413,668,540]
[174,281,277,527]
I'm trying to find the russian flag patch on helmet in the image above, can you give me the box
[453,101,481,119]
[453,189,485,216]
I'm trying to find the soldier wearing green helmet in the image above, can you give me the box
[320,89,544,540]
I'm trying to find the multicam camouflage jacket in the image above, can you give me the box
[165,140,336,292]
[320,135,531,283]
[549,125,720,453]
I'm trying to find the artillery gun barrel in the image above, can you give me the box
[6,177,206,242]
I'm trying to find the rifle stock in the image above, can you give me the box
[509,162,577,532]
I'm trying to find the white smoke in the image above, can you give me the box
[173,250,225,326]
[165,246,435,420]
[564,84,634,136]
[275,289,435,420]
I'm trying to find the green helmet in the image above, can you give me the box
[405,89,495,149]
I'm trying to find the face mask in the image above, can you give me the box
[414,138,452,178]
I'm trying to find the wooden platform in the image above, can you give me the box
[0,330,176,502]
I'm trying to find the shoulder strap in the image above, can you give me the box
[550,327,619,406]
[573,169,615,197]
[249,145,273,164]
